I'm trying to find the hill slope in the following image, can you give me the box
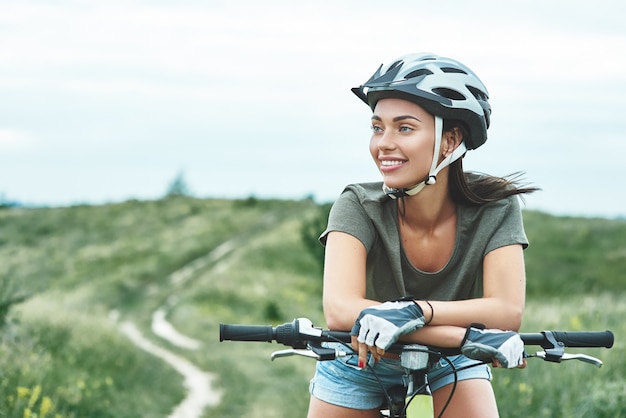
[0,197,623,417]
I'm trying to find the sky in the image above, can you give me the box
[1,0,625,218]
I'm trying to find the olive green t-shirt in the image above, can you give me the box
[320,181,529,302]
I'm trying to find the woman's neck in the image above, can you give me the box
[398,175,456,231]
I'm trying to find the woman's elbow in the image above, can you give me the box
[507,305,524,332]
[323,307,348,331]
[487,298,524,331]
[323,297,355,331]
[325,314,348,331]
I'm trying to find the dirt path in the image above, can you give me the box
[119,322,221,418]
[117,240,239,417]
[152,308,201,350]
[118,221,277,417]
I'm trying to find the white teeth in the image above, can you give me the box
[381,160,404,166]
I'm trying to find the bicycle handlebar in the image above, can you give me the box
[219,319,351,349]
[520,330,614,349]
[220,317,614,350]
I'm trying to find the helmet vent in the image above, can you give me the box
[441,67,467,74]
[432,87,466,101]
[388,60,404,72]
[467,85,489,101]
[405,69,433,79]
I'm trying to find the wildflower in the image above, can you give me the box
[28,384,41,408]
[17,386,30,399]
[40,396,54,417]
[23,407,31,418]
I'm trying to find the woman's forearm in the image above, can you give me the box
[418,297,523,331]
[400,325,467,348]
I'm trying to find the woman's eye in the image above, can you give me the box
[399,126,413,133]
[371,125,383,133]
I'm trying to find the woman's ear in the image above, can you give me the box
[442,127,464,157]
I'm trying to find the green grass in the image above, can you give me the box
[1,294,185,418]
[493,293,625,418]
[523,211,626,295]
[0,198,623,417]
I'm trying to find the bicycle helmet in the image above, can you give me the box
[352,53,492,198]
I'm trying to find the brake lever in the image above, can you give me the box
[528,351,603,368]
[271,349,320,361]
[271,345,350,361]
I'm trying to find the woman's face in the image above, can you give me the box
[369,98,436,190]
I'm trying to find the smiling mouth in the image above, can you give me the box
[380,160,405,167]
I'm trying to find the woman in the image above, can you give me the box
[307,53,537,417]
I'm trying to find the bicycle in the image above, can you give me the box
[220,317,614,418]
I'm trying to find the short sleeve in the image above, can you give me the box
[484,195,529,255]
[319,188,377,251]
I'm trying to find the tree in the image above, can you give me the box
[165,170,192,197]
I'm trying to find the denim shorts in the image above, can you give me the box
[309,343,492,410]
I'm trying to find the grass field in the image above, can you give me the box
[0,197,623,417]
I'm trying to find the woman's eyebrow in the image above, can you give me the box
[371,115,422,122]
[393,115,421,122]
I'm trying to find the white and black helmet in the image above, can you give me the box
[352,53,491,150]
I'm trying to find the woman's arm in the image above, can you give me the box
[322,231,377,330]
[418,244,526,332]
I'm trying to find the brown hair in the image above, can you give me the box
[443,120,539,205]
[449,160,539,206]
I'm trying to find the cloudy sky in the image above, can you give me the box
[1,0,625,217]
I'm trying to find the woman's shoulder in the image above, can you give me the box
[332,182,396,223]
[340,182,387,203]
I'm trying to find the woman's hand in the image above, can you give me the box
[351,335,385,368]
[461,326,526,369]
[350,300,426,367]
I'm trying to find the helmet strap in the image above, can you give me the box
[383,116,467,199]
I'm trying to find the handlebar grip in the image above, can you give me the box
[220,323,274,342]
[321,330,352,343]
[521,330,614,349]
[552,330,614,348]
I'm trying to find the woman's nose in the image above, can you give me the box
[377,131,395,150]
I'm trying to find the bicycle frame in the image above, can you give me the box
[220,317,614,418]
